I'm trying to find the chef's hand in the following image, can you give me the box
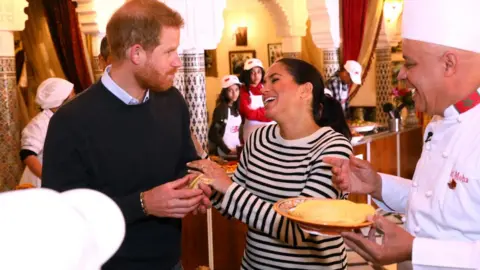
[323,155,383,200]
[187,160,233,194]
[143,174,204,218]
[192,182,213,215]
[342,214,414,265]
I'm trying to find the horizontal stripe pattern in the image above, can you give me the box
[214,124,353,269]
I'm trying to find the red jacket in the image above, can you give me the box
[238,84,271,122]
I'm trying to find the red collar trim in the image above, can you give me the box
[454,90,480,114]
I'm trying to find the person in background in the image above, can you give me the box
[208,75,242,158]
[42,1,211,269]
[238,58,274,143]
[19,78,75,188]
[188,58,352,269]
[324,1,480,269]
[191,131,208,159]
[325,60,362,115]
[98,36,111,71]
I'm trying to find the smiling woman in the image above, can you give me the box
[188,58,354,269]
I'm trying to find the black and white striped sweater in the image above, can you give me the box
[212,124,353,270]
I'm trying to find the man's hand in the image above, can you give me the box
[342,214,414,265]
[192,182,213,215]
[143,174,204,218]
[323,155,383,200]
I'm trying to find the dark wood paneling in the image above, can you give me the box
[400,128,423,179]
[181,213,209,270]
[350,144,368,203]
[212,210,247,270]
[370,135,398,175]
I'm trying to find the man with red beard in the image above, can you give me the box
[42,1,211,269]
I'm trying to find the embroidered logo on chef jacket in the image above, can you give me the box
[450,170,469,184]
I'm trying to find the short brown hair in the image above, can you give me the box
[106,0,184,60]
[99,36,109,60]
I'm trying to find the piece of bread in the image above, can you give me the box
[290,200,375,225]
[188,174,214,189]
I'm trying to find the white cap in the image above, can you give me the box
[35,78,74,109]
[402,0,480,53]
[344,60,362,85]
[0,188,125,270]
[243,58,264,71]
[221,75,241,89]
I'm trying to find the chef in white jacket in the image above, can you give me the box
[19,78,75,187]
[324,1,480,269]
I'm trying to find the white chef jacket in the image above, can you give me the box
[376,90,480,270]
[19,109,53,187]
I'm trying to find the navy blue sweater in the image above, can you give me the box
[42,81,198,270]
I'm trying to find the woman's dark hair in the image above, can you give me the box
[277,58,351,140]
[216,85,240,116]
[239,66,265,90]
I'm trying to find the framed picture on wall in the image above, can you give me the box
[204,49,217,77]
[229,50,256,75]
[267,43,282,66]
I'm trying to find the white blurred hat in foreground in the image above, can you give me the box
[0,188,125,270]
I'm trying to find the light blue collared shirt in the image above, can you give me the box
[100,65,150,105]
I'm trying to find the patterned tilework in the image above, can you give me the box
[174,53,186,98]
[0,56,22,191]
[375,48,393,125]
[323,48,340,79]
[182,53,208,152]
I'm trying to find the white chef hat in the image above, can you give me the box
[35,78,74,109]
[0,188,125,270]
[243,58,264,71]
[402,0,480,53]
[344,60,362,84]
[221,75,241,89]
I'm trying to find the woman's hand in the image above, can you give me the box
[187,160,233,193]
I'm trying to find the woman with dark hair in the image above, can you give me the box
[238,58,275,143]
[208,75,242,157]
[189,58,352,269]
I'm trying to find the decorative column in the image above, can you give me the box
[183,49,208,150]
[375,17,400,124]
[74,0,125,81]
[307,0,341,79]
[0,0,29,191]
[375,47,392,125]
[173,54,186,97]
[322,48,340,79]
[90,33,105,80]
